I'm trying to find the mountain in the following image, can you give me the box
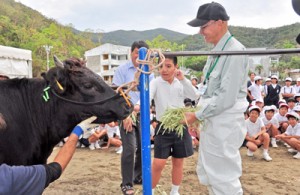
[88,28,189,46]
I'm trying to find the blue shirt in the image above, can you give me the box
[112,60,154,105]
[0,164,46,195]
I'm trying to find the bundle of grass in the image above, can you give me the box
[157,107,201,138]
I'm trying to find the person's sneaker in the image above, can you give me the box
[247,149,254,157]
[271,140,278,148]
[288,148,298,153]
[89,144,95,150]
[263,153,272,161]
[94,142,101,149]
[293,152,300,159]
[116,146,123,154]
[284,143,291,148]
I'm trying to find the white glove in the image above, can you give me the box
[72,116,98,137]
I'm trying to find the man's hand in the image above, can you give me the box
[123,116,133,132]
[72,116,98,138]
[182,112,198,125]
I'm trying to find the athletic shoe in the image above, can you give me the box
[293,152,300,159]
[284,143,291,148]
[89,144,95,150]
[271,139,278,148]
[94,142,101,149]
[116,146,123,154]
[263,153,272,161]
[247,149,254,157]
[288,148,298,153]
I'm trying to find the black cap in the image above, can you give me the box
[187,2,230,27]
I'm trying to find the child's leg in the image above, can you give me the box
[171,157,184,185]
[246,141,258,152]
[288,138,300,150]
[152,158,167,188]
[261,133,270,149]
[109,137,122,147]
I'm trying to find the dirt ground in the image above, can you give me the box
[43,142,300,195]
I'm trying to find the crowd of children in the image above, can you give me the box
[244,73,300,161]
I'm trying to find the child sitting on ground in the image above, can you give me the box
[276,112,300,159]
[262,106,279,147]
[243,105,272,161]
[274,103,289,133]
[102,121,122,154]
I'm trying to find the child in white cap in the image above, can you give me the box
[262,106,279,147]
[243,106,272,161]
[276,112,300,159]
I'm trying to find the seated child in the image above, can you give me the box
[276,112,300,159]
[262,106,279,147]
[274,103,289,133]
[102,121,122,154]
[244,105,272,161]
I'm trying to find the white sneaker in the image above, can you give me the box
[293,152,300,159]
[89,144,95,150]
[94,142,101,149]
[116,146,123,154]
[284,143,291,148]
[288,148,298,153]
[247,149,254,157]
[271,139,278,148]
[263,153,272,161]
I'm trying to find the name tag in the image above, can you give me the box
[198,85,208,95]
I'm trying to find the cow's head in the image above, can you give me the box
[43,56,133,123]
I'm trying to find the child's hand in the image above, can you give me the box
[175,69,184,80]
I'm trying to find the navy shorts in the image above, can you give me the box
[154,123,194,159]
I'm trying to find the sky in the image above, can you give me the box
[17,0,300,35]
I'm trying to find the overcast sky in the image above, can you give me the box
[17,0,300,35]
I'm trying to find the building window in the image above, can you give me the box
[103,54,109,60]
[111,54,117,60]
[103,65,109,70]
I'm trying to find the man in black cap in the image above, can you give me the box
[184,2,249,194]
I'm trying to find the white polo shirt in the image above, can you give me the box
[274,113,288,123]
[285,123,300,137]
[248,84,263,100]
[245,118,265,137]
[261,116,279,129]
[105,124,120,138]
[150,77,198,121]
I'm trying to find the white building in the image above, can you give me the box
[0,45,32,78]
[85,43,130,83]
[247,48,280,78]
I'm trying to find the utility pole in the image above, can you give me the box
[43,45,53,71]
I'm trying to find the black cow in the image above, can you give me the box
[0,57,132,166]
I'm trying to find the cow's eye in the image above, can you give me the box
[83,83,93,89]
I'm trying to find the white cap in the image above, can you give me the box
[264,105,276,112]
[295,93,300,98]
[293,105,300,112]
[286,112,300,120]
[271,75,278,80]
[265,78,271,82]
[285,77,292,82]
[297,78,300,82]
[255,97,264,104]
[279,103,289,109]
[248,105,261,113]
[254,76,262,81]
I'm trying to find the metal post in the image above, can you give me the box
[138,47,152,195]
[163,48,300,57]
[43,45,53,71]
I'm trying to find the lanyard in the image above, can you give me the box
[203,35,233,85]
